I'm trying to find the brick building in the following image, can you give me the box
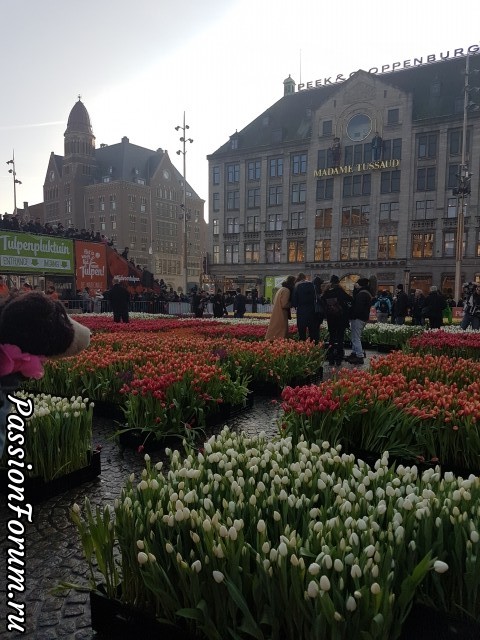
[44,98,206,292]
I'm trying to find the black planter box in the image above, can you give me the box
[249,369,323,397]
[90,588,197,640]
[118,395,254,451]
[206,391,254,426]
[400,603,480,640]
[0,450,101,504]
[93,399,125,421]
[376,344,400,353]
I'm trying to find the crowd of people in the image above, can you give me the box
[0,213,114,245]
[265,273,478,366]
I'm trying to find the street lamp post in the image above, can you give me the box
[454,55,473,303]
[175,112,193,295]
[6,151,22,216]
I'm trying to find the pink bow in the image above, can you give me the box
[0,344,45,379]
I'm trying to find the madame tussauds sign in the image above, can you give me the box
[314,159,400,177]
[0,232,74,273]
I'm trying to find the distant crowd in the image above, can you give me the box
[0,213,113,245]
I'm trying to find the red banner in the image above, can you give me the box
[75,242,108,292]
[105,245,144,293]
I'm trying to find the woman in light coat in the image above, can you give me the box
[265,275,296,341]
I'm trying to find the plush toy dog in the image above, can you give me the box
[0,292,91,456]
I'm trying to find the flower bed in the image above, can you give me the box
[26,327,325,447]
[0,392,94,482]
[280,360,480,472]
[407,327,480,360]
[70,429,480,639]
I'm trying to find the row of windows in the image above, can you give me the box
[214,231,472,264]
[318,139,402,169]
[214,155,303,186]
[214,129,468,185]
[214,198,462,235]
[216,165,465,211]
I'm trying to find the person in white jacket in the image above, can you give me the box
[93,289,104,313]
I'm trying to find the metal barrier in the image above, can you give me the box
[64,299,273,316]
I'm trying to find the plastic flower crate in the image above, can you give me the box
[0,450,101,504]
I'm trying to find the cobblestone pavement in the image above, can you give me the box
[0,353,374,639]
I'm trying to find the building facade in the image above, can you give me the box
[44,99,206,292]
[207,52,480,299]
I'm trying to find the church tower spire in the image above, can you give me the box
[64,96,95,161]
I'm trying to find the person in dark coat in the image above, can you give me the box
[292,273,317,342]
[192,290,208,318]
[320,275,353,366]
[346,278,372,365]
[109,281,130,323]
[212,289,227,318]
[423,286,447,329]
[392,284,409,325]
[251,287,259,313]
[312,276,325,344]
[410,289,426,326]
[233,288,247,318]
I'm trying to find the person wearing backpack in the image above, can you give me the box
[320,275,353,366]
[374,290,392,324]
[346,278,372,365]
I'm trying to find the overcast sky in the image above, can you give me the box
[1,0,479,219]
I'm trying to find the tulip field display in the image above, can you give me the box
[407,327,480,360]
[69,429,480,640]
[27,322,325,446]
[361,323,424,350]
[280,352,480,473]
[0,392,94,482]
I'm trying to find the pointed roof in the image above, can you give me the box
[65,97,93,135]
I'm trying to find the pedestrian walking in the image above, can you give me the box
[233,288,247,318]
[292,273,317,342]
[346,278,372,365]
[109,281,130,323]
[422,286,447,329]
[320,275,353,365]
[265,275,296,341]
[392,284,409,325]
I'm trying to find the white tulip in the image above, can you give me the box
[319,575,331,591]
[433,560,449,574]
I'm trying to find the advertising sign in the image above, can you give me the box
[265,275,288,302]
[75,241,108,292]
[105,244,143,292]
[0,231,74,274]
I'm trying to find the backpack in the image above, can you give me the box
[325,297,344,320]
[378,299,389,314]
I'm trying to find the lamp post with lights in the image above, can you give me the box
[453,54,479,302]
[6,151,21,216]
[175,112,193,295]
